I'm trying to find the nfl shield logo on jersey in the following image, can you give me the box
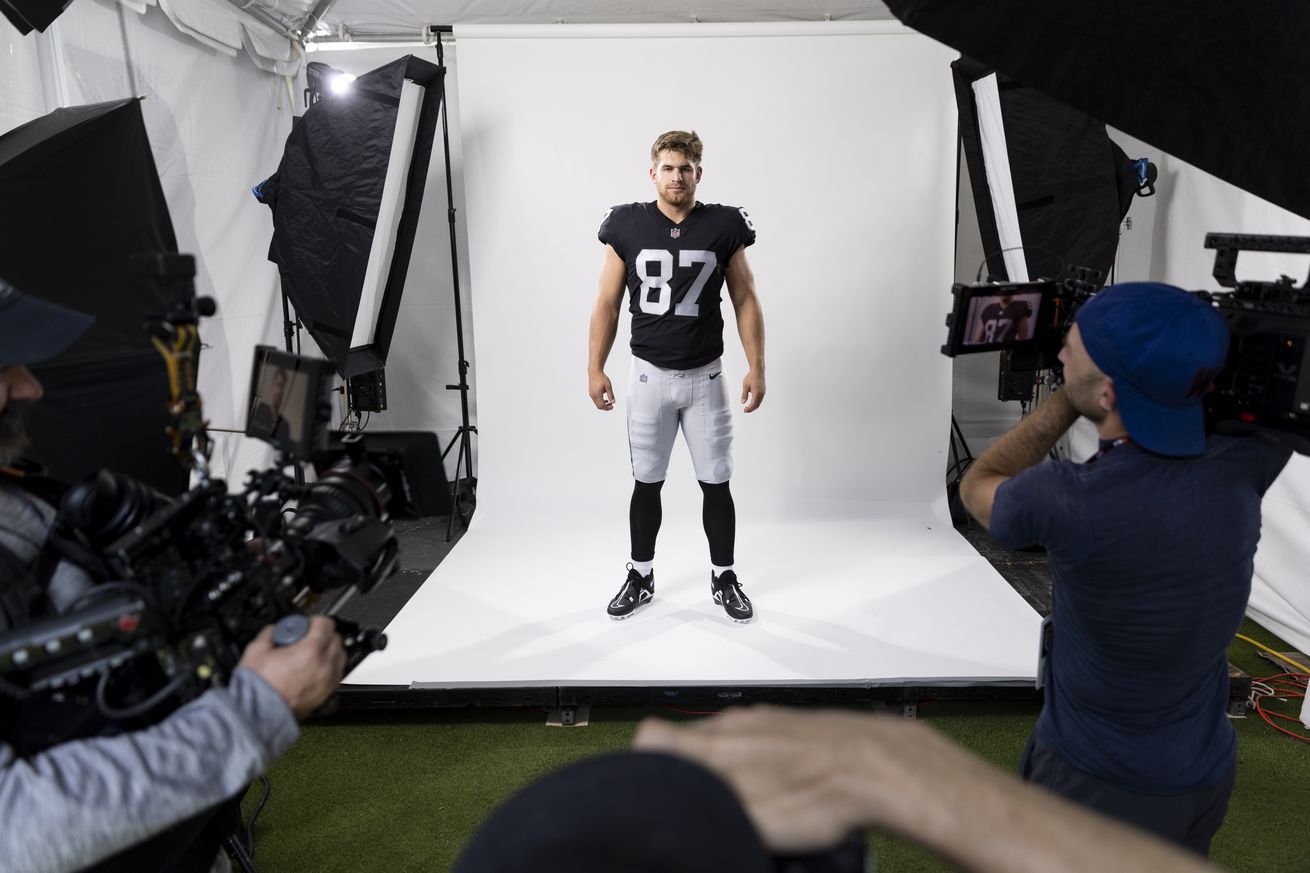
[669,228,681,239]
[640,373,648,383]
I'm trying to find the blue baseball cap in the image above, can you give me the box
[1075,282,1229,457]
[0,278,94,365]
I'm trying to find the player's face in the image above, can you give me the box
[650,150,701,207]
[1000,294,1013,305]
[269,370,287,412]
[1058,325,1110,422]
[0,364,42,465]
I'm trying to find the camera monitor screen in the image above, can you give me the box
[941,281,1061,357]
[245,347,332,460]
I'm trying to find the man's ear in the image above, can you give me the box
[1099,378,1117,415]
[649,165,657,182]
[694,165,703,182]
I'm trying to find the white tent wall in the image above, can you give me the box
[0,27,45,132]
[8,0,298,484]
[302,44,480,483]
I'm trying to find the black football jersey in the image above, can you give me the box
[977,299,1033,343]
[599,201,756,369]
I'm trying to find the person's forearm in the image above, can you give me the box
[589,305,619,374]
[735,294,765,373]
[0,669,297,873]
[858,727,1212,873]
[969,389,1078,480]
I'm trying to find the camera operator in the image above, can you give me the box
[0,281,347,873]
[959,282,1293,855]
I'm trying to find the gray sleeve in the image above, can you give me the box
[0,667,298,873]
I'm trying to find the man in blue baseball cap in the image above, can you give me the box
[960,282,1293,856]
[0,279,346,872]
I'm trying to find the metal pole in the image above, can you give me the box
[435,33,476,537]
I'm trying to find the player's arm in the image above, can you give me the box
[959,389,1079,528]
[725,246,765,413]
[973,320,986,344]
[588,244,626,411]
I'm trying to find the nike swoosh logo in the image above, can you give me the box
[709,372,721,380]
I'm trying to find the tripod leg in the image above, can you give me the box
[446,432,464,543]
[224,835,259,873]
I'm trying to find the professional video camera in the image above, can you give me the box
[942,233,1310,455]
[0,267,398,745]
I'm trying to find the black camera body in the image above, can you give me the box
[942,233,1310,454]
[0,343,399,738]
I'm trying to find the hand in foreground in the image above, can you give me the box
[741,370,765,412]
[634,706,1218,873]
[589,371,616,410]
[238,615,346,719]
[634,705,887,853]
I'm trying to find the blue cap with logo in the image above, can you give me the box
[1075,282,1229,457]
[0,278,94,365]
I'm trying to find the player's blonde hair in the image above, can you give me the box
[650,130,703,165]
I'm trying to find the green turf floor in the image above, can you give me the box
[239,618,1308,872]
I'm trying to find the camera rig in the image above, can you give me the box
[0,255,399,739]
[942,233,1310,454]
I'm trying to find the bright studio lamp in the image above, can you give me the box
[261,55,445,381]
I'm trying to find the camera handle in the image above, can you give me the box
[271,613,311,647]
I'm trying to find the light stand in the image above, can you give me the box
[432,29,477,542]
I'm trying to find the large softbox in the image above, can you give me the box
[0,99,186,495]
[953,57,1139,284]
[260,56,444,378]
[886,0,1310,221]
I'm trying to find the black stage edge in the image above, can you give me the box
[334,683,1042,711]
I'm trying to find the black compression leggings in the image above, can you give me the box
[698,480,735,567]
[630,480,664,563]
[629,479,735,567]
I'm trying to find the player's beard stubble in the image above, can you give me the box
[659,180,695,208]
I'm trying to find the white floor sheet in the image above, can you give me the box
[346,22,1041,689]
[346,508,1041,687]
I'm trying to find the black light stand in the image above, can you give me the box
[277,287,307,486]
[432,29,477,542]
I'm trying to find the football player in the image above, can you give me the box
[588,130,766,624]
[972,292,1033,345]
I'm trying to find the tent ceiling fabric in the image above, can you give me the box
[312,1,894,34]
[117,0,303,74]
[130,1,894,70]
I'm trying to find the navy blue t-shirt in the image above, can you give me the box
[991,434,1291,794]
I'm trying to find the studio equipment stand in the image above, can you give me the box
[432,28,477,542]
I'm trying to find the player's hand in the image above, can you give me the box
[741,370,765,412]
[239,616,346,719]
[589,371,616,411]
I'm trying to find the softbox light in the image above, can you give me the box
[259,55,444,378]
[952,57,1139,284]
[0,98,187,495]
[886,0,1310,221]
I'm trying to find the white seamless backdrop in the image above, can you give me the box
[456,22,959,523]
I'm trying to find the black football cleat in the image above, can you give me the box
[711,570,753,623]
[607,565,654,620]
